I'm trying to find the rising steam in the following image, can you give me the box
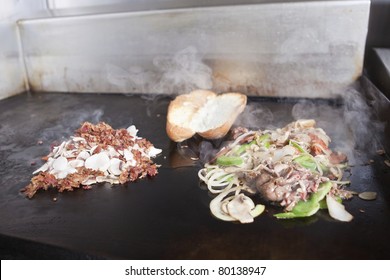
[152,46,213,93]
[106,46,385,166]
[291,86,385,164]
[106,46,213,94]
[40,109,104,143]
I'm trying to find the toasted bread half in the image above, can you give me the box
[166,90,247,142]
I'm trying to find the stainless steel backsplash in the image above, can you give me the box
[0,0,370,99]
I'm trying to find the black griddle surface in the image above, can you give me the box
[0,91,390,259]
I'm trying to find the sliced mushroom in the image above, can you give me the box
[77,150,90,161]
[82,177,97,185]
[96,176,107,183]
[85,152,110,172]
[123,148,134,161]
[127,125,139,138]
[71,136,86,142]
[123,149,137,166]
[89,145,99,155]
[52,141,67,158]
[107,146,120,157]
[32,163,47,174]
[52,156,68,171]
[226,194,256,223]
[96,175,120,184]
[147,146,162,158]
[63,149,78,158]
[108,158,122,176]
[55,170,69,179]
[68,159,85,168]
[210,187,238,222]
[51,164,77,179]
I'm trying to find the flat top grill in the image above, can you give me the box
[0,88,390,259]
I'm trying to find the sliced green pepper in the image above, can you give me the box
[257,134,271,149]
[235,140,256,155]
[318,198,327,210]
[289,140,307,153]
[293,154,317,171]
[216,155,244,166]
[274,181,332,219]
[319,162,329,173]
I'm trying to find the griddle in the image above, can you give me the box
[1,80,390,259]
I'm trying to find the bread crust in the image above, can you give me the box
[166,121,195,142]
[166,90,216,142]
[197,93,247,139]
[166,90,246,142]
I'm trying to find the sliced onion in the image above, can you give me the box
[230,131,256,147]
[250,204,265,218]
[273,145,296,162]
[326,195,353,222]
[295,119,316,128]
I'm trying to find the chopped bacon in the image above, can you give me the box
[146,164,158,177]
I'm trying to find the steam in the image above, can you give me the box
[342,87,384,152]
[105,45,385,167]
[192,83,385,166]
[106,64,130,89]
[291,99,318,120]
[106,46,213,94]
[1,108,104,189]
[106,64,155,93]
[152,46,213,93]
[40,108,104,143]
[290,86,385,164]
[235,104,274,130]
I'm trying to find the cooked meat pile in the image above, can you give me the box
[230,120,350,211]
[199,119,353,223]
[22,122,162,198]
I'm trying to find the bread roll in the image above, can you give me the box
[166,90,247,142]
